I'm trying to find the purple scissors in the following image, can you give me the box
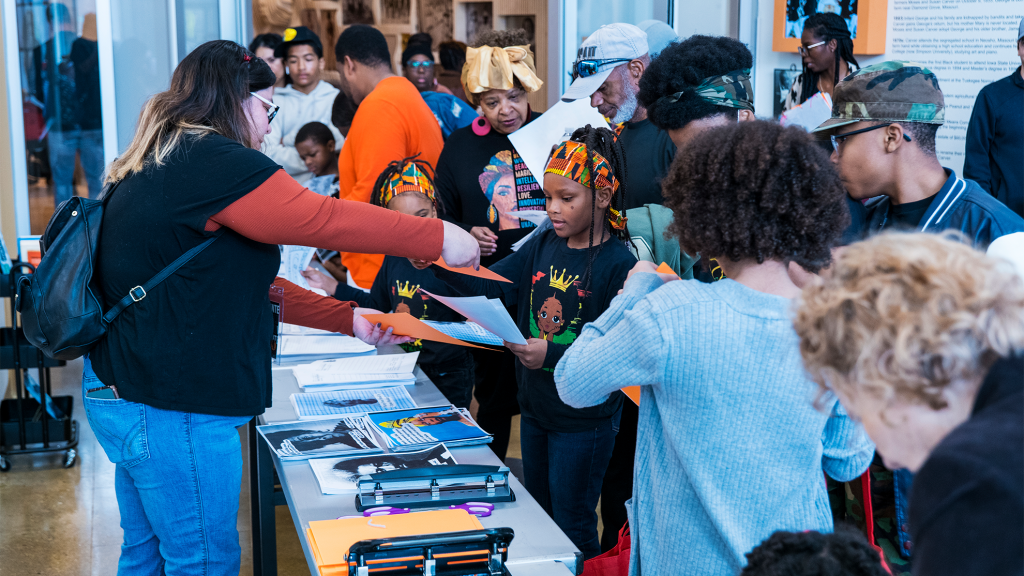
[362,506,411,517]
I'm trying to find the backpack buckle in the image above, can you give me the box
[129,286,146,302]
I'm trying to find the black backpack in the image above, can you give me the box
[18,184,221,360]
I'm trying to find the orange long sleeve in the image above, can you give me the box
[207,169,444,260]
[272,277,356,335]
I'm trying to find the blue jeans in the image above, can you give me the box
[519,414,618,560]
[82,357,251,576]
[48,128,104,205]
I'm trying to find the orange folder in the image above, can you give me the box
[360,313,494,350]
[656,261,676,276]
[436,257,512,283]
[307,509,484,576]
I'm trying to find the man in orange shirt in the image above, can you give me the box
[334,25,445,288]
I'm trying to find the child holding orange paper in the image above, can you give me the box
[427,125,637,559]
[302,157,475,408]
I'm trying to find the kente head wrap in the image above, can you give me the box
[378,159,437,208]
[462,45,544,106]
[545,140,627,230]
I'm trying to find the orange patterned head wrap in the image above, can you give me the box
[374,157,437,208]
[544,140,619,193]
[544,139,627,231]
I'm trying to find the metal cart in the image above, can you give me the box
[0,264,74,472]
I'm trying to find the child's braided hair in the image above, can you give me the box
[369,153,444,215]
[566,124,631,290]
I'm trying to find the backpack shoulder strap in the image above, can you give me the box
[102,230,225,324]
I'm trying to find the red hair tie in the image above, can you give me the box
[243,54,251,63]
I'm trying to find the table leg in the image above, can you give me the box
[250,418,277,576]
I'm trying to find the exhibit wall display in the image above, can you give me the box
[755,0,1023,175]
[773,0,888,53]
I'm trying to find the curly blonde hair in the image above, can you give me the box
[794,232,1024,409]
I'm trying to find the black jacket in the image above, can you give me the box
[909,355,1024,576]
[864,170,1024,248]
[964,68,1023,218]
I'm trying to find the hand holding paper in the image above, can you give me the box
[435,257,512,283]
[359,313,494,350]
[422,291,527,345]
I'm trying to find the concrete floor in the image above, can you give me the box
[0,359,528,576]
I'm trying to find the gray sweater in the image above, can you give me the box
[555,274,874,575]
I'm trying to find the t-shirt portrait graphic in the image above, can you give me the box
[392,280,430,318]
[478,150,542,231]
[529,266,585,355]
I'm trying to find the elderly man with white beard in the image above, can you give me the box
[562,23,676,210]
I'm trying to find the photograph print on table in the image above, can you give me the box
[308,443,458,494]
[258,416,383,460]
[290,387,417,420]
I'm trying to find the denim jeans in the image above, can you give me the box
[82,357,251,576]
[48,128,104,205]
[519,414,618,560]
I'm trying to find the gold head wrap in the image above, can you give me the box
[462,45,544,106]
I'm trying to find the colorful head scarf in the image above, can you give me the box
[544,140,627,230]
[462,45,544,105]
[378,160,437,207]
[545,140,619,192]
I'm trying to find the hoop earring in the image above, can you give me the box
[472,116,491,136]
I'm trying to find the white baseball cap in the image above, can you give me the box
[562,23,649,102]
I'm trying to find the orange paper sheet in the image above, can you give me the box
[621,386,640,406]
[436,257,512,283]
[656,262,677,276]
[360,313,494,350]
[307,509,483,576]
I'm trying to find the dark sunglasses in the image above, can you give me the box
[571,58,633,80]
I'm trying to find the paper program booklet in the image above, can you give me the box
[290,387,417,420]
[257,416,383,460]
[308,443,458,494]
[365,405,492,451]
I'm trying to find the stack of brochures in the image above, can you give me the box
[292,352,420,391]
[257,416,383,460]
[289,387,418,420]
[307,443,457,494]
[365,405,493,451]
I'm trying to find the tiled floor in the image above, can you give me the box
[0,360,530,576]
[0,360,309,576]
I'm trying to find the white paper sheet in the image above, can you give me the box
[508,99,611,190]
[278,245,323,294]
[421,291,527,345]
[780,91,833,132]
[278,335,377,357]
[293,352,419,375]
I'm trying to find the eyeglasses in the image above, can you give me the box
[797,40,827,56]
[571,58,633,80]
[830,123,913,154]
[250,92,279,123]
[406,60,434,69]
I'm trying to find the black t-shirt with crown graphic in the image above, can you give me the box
[432,228,637,432]
[334,255,469,367]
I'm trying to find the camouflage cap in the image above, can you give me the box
[813,61,944,134]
